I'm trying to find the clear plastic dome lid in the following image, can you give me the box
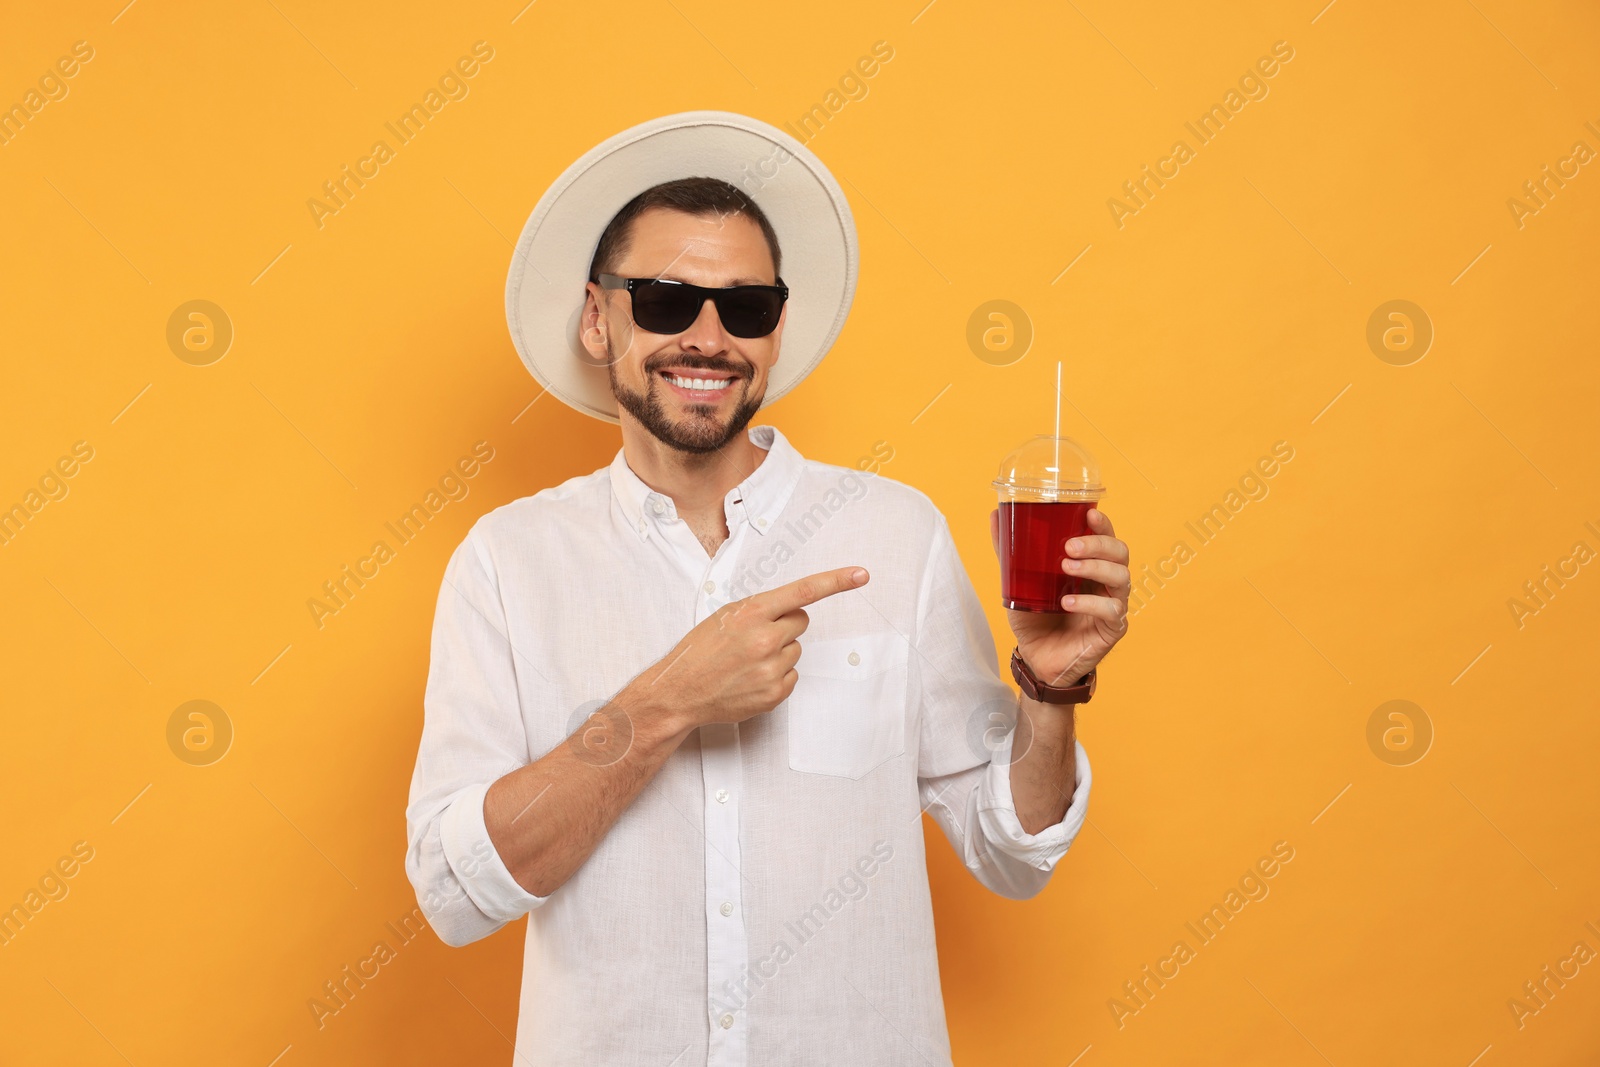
[992,435,1105,502]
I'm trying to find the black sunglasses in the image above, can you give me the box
[597,273,789,338]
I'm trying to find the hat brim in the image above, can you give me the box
[504,110,859,424]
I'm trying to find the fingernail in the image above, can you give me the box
[851,568,867,583]
[1066,539,1082,553]
[1062,595,1076,608]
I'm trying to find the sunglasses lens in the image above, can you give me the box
[717,291,783,338]
[630,285,700,335]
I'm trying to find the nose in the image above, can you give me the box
[675,294,731,352]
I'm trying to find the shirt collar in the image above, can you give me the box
[609,424,806,542]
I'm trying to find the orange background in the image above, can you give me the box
[3,1,1598,1064]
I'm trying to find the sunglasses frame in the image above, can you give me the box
[596,273,789,338]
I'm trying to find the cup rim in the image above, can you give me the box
[992,480,1105,501]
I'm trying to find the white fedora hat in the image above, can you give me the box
[504,110,860,424]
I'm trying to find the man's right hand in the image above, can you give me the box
[624,566,870,733]
[481,564,871,900]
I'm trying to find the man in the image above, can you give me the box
[406,111,1131,1065]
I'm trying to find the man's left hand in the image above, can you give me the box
[989,506,1131,688]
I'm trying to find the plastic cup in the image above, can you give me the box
[993,435,1105,613]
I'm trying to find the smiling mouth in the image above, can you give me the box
[656,368,742,400]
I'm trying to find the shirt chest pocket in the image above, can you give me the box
[786,631,910,780]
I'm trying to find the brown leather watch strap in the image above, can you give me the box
[1010,647,1096,705]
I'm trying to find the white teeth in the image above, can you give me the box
[666,374,731,392]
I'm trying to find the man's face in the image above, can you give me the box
[582,206,786,454]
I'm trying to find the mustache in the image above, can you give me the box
[646,357,750,378]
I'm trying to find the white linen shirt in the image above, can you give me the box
[405,423,1092,1066]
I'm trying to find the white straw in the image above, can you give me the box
[1053,361,1062,497]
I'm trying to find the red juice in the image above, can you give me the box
[998,501,1097,612]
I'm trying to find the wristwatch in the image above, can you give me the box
[1010,647,1096,705]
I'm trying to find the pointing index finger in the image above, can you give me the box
[760,567,868,618]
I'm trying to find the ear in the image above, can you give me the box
[579,282,610,363]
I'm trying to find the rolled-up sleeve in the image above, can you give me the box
[405,522,548,947]
[913,510,1092,900]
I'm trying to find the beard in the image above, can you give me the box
[608,342,765,455]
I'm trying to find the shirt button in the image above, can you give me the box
[715,788,729,803]
[848,651,861,666]
[720,1014,734,1029]
[720,901,734,917]
[703,580,716,594]
[757,517,768,527]
[651,499,666,515]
